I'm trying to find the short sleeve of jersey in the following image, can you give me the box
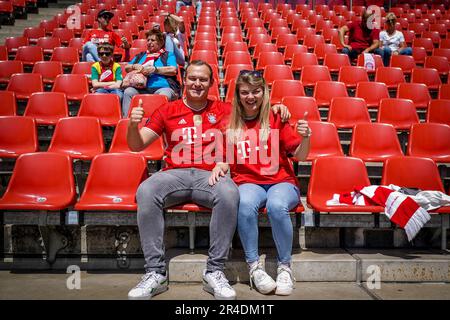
[83,30,93,44]
[91,65,99,81]
[112,31,123,47]
[279,117,302,156]
[115,65,123,81]
[144,106,165,136]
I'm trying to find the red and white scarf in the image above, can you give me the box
[327,185,431,241]
[141,48,166,67]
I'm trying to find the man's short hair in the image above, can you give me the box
[97,43,114,53]
[145,29,165,46]
[184,60,214,82]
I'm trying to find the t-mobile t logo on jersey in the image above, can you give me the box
[237,140,251,159]
[182,127,197,144]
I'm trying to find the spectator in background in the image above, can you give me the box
[91,43,123,101]
[82,9,130,62]
[339,9,383,61]
[122,29,180,118]
[176,0,202,17]
[379,13,412,66]
[163,13,187,67]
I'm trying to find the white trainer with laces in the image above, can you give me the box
[202,270,236,300]
[128,271,168,300]
[275,264,295,296]
[249,262,277,294]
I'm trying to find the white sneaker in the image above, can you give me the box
[128,271,168,300]
[249,262,276,294]
[203,270,236,300]
[275,264,295,296]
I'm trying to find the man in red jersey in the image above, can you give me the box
[126,60,239,300]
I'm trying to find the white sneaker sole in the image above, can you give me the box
[203,282,236,300]
[275,287,293,296]
[255,282,277,295]
[128,284,168,300]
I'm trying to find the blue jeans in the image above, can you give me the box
[341,47,384,62]
[381,47,413,67]
[82,41,99,62]
[237,182,300,266]
[95,88,124,102]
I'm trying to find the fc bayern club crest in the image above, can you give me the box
[207,113,217,124]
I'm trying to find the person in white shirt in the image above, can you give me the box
[379,13,412,66]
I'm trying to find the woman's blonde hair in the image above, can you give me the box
[385,12,397,24]
[164,15,179,34]
[228,71,271,144]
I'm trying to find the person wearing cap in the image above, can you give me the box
[379,12,412,66]
[82,9,130,62]
[91,43,123,101]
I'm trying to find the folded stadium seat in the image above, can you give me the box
[290,52,319,76]
[427,99,450,126]
[32,61,63,86]
[23,92,68,126]
[283,44,307,63]
[194,32,217,43]
[270,26,291,42]
[252,42,278,61]
[375,67,406,91]
[397,83,431,109]
[192,40,217,53]
[381,156,445,192]
[50,47,80,68]
[356,54,383,75]
[0,116,38,158]
[0,152,76,211]
[300,121,344,161]
[223,64,253,87]
[68,37,84,55]
[244,18,265,31]
[0,91,17,116]
[269,79,305,104]
[307,156,384,213]
[6,73,43,100]
[109,119,164,160]
[245,26,267,40]
[314,81,348,107]
[127,94,169,118]
[299,64,331,88]
[323,53,351,75]
[411,67,442,90]
[51,28,75,46]
[14,46,43,67]
[291,18,311,31]
[337,66,369,90]
[263,64,294,86]
[412,46,428,65]
[315,19,334,34]
[0,60,23,85]
[275,33,298,51]
[77,93,121,126]
[321,26,339,42]
[257,2,272,13]
[73,153,148,210]
[402,30,415,47]
[71,62,94,82]
[409,22,427,35]
[377,98,419,131]
[22,27,45,45]
[4,36,28,55]
[422,31,441,46]
[313,43,337,63]
[407,123,450,162]
[355,81,390,109]
[196,25,216,34]
[248,33,272,51]
[47,116,104,160]
[222,26,243,36]
[430,23,447,37]
[52,74,89,102]
[349,123,404,162]
[328,97,370,129]
[439,84,450,100]
[331,15,346,29]
[295,27,316,44]
[220,32,243,49]
[36,37,61,56]
[281,96,321,126]
[255,51,284,71]
[223,42,248,57]
[220,17,241,29]
[390,54,416,76]
[222,51,252,72]
[302,34,325,51]
[0,45,7,60]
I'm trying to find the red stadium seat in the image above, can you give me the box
[303,34,325,50]
[338,66,369,89]
[303,121,344,161]
[0,60,23,84]
[314,81,348,107]
[4,36,29,54]
[314,43,337,62]
[283,44,308,62]
[328,97,370,129]
[355,81,389,108]
[308,156,384,213]
[0,91,17,116]
[290,52,318,73]
[412,46,428,65]
[50,47,80,67]
[14,45,43,66]
[190,49,218,65]
[74,153,148,211]
[0,152,76,211]
[223,41,249,57]
[52,74,89,101]
[269,80,305,104]
[275,33,298,50]
[32,61,63,85]
[22,27,45,45]
[109,119,164,160]
[77,93,121,126]
[439,84,450,100]
[6,73,43,99]
[0,116,38,158]
[427,99,450,126]
[36,37,61,55]
[407,123,450,162]
[223,51,252,71]
[411,67,442,90]
[281,96,321,125]
[0,45,7,60]
[431,49,450,65]
[223,64,253,87]
[397,83,431,109]
[375,67,406,90]
[71,61,94,78]
[252,42,278,60]
[128,94,169,118]
[23,92,68,125]
[255,51,284,70]
[48,116,105,160]
[51,28,75,45]
[263,64,294,86]
[248,33,272,50]
[323,53,351,73]
[300,65,331,88]
[390,53,416,75]
[377,98,419,130]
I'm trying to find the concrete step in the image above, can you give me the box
[2,249,449,283]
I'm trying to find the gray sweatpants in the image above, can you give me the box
[136,168,239,274]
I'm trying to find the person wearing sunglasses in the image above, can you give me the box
[82,9,130,62]
[208,70,311,296]
[379,13,412,66]
[90,43,123,101]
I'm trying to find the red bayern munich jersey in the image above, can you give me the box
[143,99,231,171]
[229,113,302,186]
